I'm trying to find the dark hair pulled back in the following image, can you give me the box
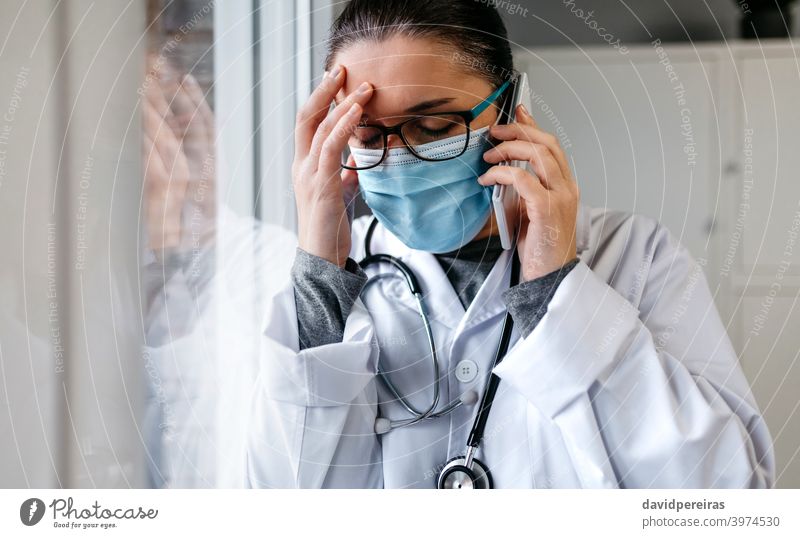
[325,0,515,89]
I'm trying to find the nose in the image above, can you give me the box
[387,133,405,149]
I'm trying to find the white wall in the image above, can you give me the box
[516,38,800,487]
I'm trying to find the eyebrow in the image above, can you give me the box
[343,96,458,124]
[404,97,455,114]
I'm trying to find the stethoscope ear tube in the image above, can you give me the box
[359,253,423,295]
[360,216,423,294]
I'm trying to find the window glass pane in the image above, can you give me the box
[141,0,220,488]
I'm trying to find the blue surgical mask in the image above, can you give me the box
[352,127,494,253]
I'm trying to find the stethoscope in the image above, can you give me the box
[358,217,520,489]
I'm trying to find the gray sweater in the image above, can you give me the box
[292,235,579,350]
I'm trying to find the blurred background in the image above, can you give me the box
[1,0,798,488]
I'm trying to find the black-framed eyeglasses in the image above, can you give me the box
[342,79,511,171]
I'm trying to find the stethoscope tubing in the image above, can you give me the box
[358,217,519,439]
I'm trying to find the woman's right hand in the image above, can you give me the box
[293,65,374,267]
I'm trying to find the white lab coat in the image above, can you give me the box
[247,203,775,488]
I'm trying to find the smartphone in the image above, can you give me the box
[492,72,531,250]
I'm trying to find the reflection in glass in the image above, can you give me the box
[140,0,296,488]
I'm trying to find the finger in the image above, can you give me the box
[145,129,189,199]
[526,143,563,191]
[342,154,360,209]
[166,79,200,136]
[341,153,359,190]
[483,140,563,191]
[295,65,347,157]
[143,88,177,150]
[142,132,185,226]
[141,100,159,139]
[167,77,209,161]
[307,81,373,162]
[145,79,172,121]
[489,117,570,179]
[142,131,166,184]
[516,103,537,127]
[478,164,546,202]
[144,101,185,176]
[142,98,172,149]
[490,120,568,175]
[166,74,195,116]
[317,102,363,177]
[483,139,544,164]
[179,74,215,146]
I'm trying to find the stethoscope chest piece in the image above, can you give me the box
[437,456,493,489]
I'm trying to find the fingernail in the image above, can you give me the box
[518,104,532,118]
[328,65,342,79]
[357,82,371,94]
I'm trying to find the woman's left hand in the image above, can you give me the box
[479,103,579,282]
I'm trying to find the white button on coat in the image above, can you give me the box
[455,359,478,383]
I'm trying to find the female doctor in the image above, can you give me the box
[247,0,774,488]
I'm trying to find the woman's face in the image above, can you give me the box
[332,35,499,146]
